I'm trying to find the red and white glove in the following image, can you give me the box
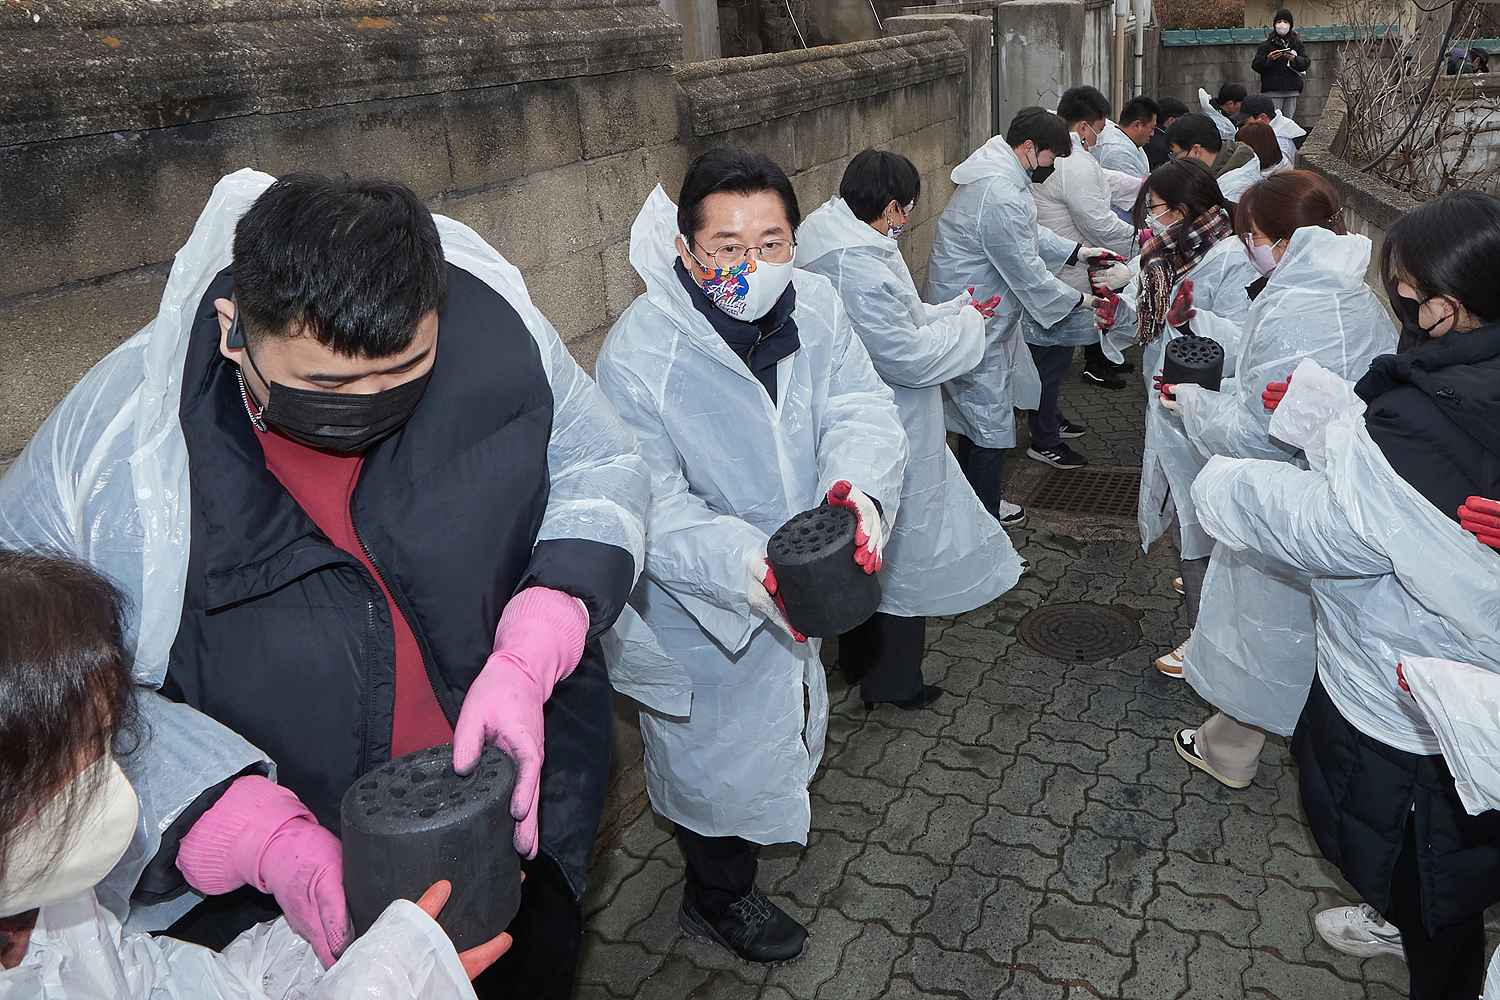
[1166,279,1196,330]
[747,554,806,642]
[1152,372,1181,413]
[1093,289,1120,330]
[1459,496,1500,551]
[966,286,1002,318]
[1396,661,1411,696]
[826,480,885,574]
[1262,372,1293,412]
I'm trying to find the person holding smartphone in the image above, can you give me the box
[1252,9,1310,121]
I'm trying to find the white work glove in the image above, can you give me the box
[1091,261,1133,291]
[1078,246,1122,265]
[825,481,886,573]
[936,291,972,318]
[746,553,805,642]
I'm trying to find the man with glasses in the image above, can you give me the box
[596,147,907,964]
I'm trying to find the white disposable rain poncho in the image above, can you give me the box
[0,170,688,928]
[1199,88,1238,141]
[1402,657,1500,817]
[1216,156,1265,203]
[1169,229,1397,735]
[925,139,1081,447]
[1,891,474,999]
[795,196,1023,616]
[1103,234,1260,557]
[595,187,907,844]
[1093,120,1151,178]
[1034,133,1139,296]
[1271,111,1304,166]
[1192,370,1500,757]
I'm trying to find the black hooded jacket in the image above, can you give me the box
[1252,22,1310,94]
[1356,322,1500,520]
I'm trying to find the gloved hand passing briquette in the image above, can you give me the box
[1166,280,1196,331]
[416,879,515,980]
[177,775,350,967]
[747,553,806,642]
[1078,246,1125,265]
[1089,262,1133,292]
[825,480,885,573]
[1152,372,1181,413]
[453,586,590,859]
[967,286,1002,318]
[1093,289,1120,330]
[1459,496,1500,551]
[1262,372,1293,412]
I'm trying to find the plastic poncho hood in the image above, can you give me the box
[598,186,907,844]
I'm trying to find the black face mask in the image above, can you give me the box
[237,336,431,454]
[1030,163,1056,185]
[1392,294,1450,353]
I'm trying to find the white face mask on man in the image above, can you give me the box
[0,757,139,917]
[683,242,797,323]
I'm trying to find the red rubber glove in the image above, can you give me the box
[747,555,806,642]
[826,480,885,574]
[1459,496,1500,550]
[1396,661,1411,696]
[1166,279,1196,330]
[1262,372,1293,412]
[177,776,348,967]
[966,287,1002,318]
[1093,289,1120,329]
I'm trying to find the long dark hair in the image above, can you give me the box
[0,550,140,894]
[1380,189,1500,345]
[1132,158,1231,248]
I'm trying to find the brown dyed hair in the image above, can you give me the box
[1236,122,1283,171]
[1234,169,1346,240]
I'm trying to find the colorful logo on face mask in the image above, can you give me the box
[696,259,755,317]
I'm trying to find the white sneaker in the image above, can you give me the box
[1314,904,1405,960]
[1171,576,1185,596]
[997,501,1027,528]
[1154,639,1188,677]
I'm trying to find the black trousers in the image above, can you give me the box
[1026,343,1077,452]
[840,612,927,703]
[676,825,759,919]
[1388,819,1486,1000]
[951,435,1007,518]
[1082,342,1108,371]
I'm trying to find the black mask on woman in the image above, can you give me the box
[238,337,431,454]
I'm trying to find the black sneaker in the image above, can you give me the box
[679,890,808,964]
[1106,358,1135,374]
[1081,367,1127,390]
[1026,444,1088,469]
[865,684,945,712]
[1058,417,1087,439]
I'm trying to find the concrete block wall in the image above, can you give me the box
[0,3,971,463]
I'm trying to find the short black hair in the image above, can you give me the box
[1241,95,1276,119]
[678,146,801,247]
[1157,96,1190,122]
[1381,189,1500,333]
[840,149,922,224]
[0,549,141,897]
[1057,85,1112,126]
[1005,107,1073,156]
[1213,83,1248,106]
[1119,96,1161,127]
[1166,113,1224,153]
[232,174,448,359]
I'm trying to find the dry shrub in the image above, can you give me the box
[1155,0,1246,30]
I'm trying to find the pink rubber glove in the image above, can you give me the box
[452,586,589,859]
[177,775,348,967]
[826,480,885,574]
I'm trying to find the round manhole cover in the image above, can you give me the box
[1017,603,1140,662]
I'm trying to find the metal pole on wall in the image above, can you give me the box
[1132,0,1148,96]
[1112,0,1129,112]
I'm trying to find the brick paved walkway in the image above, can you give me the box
[575,358,1438,999]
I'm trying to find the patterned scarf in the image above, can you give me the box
[1136,206,1234,346]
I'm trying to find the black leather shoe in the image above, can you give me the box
[1107,358,1135,374]
[865,684,944,712]
[679,890,808,963]
[1081,367,1127,390]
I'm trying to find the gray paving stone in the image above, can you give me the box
[866,729,943,786]
[911,758,1002,805]
[1032,894,1142,956]
[917,867,999,946]
[901,937,1007,1000]
[955,833,1063,889]
[1120,919,1194,1000]
[1145,885,1259,946]
[1184,934,1252,1000]
[590,857,681,942]
[1097,841,1165,916]
[576,936,667,996]
[816,922,910,1000]
[1047,826,1115,901]
[1243,949,1367,1000]
[1251,874,1321,960]
[869,786,941,854]
[911,796,986,863]
[826,873,930,933]
[1015,927,1133,995]
[772,831,865,910]
[996,969,1068,998]
[763,908,862,997]
[844,844,946,896]
[1156,853,1265,902]
[970,878,1047,965]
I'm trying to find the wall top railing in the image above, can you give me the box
[1160,24,1397,46]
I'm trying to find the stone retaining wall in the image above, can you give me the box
[0,1,972,463]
